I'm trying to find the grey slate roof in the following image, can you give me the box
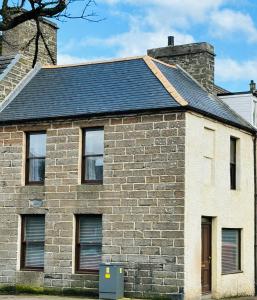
[154,61,252,130]
[0,55,16,77]
[213,84,230,95]
[0,56,254,132]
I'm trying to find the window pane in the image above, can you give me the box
[230,163,236,190]
[25,216,45,242]
[78,215,102,271]
[230,138,236,164]
[29,133,46,157]
[29,158,45,182]
[23,215,45,269]
[80,245,101,270]
[25,242,44,268]
[85,130,104,155]
[85,156,103,181]
[80,217,102,244]
[222,229,240,274]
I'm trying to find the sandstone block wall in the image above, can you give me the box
[0,55,32,103]
[0,112,185,298]
[1,18,57,66]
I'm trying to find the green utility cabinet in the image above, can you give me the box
[99,263,124,300]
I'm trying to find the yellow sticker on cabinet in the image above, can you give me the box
[105,274,111,279]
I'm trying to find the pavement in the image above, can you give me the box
[0,296,89,300]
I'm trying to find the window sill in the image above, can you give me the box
[82,181,103,185]
[25,182,45,186]
[76,270,99,275]
[222,270,243,275]
[20,268,44,272]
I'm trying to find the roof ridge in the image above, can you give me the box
[143,56,188,107]
[43,55,145,69]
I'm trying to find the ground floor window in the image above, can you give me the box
[222,228,241,274]
[21,215,45,270]
[76,215,102,273]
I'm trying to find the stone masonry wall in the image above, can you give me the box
[0,112,185,298]
[148,43,215,94]
[0,55,32,103]
[1,18,57,66]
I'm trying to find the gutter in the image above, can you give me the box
[0,105,255,135]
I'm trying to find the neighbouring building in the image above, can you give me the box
[0,22,256,300]
[219,81,257,128]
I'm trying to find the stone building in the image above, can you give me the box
[0,21,256,300]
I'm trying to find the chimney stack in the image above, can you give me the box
[1,17,58,66]
[0,18,57,103]
[147,38,215,93]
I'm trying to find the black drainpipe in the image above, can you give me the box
[254,135,257,295]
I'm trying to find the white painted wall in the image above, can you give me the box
[184,112,255,300]
[220,94,254,126]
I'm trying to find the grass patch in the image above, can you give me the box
[0,285,98,298]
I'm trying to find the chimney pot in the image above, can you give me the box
[250,80,256,92]
[168,36,174,46]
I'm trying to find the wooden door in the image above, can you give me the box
[201,218,212,294]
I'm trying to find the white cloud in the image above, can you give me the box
[102,0,225,29]
[81,7,195,57]
[58,54,87,64]
[216,57,257,82]
[101,0,257,45]
[83,26,194,57]
[57,54,112,65]
[210,9,257,43]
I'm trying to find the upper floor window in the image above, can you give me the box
[26,132,46,185]
[82,128,104,184]
[21,215,45,271]
[230,137,237,190]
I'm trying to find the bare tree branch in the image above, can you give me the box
[39,29,55,64]
[0,0,103,67]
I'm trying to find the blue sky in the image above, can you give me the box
[56,0,257,92]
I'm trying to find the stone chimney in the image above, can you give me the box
[0,18,57,104]
[1,17,58,66]
[147,36,215,93]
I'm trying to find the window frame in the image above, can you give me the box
[25,131,47,185]
[81,127,104,185]
[230,137,237,190]
[221,228,241,275]
[75,215,102,274]
[20,215,45,272]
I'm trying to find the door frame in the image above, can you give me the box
[201,216,212,295]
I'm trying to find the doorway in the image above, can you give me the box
[201,217,212,294]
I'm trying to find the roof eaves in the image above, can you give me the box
[143,56,188,107]
[0,106,187,126]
